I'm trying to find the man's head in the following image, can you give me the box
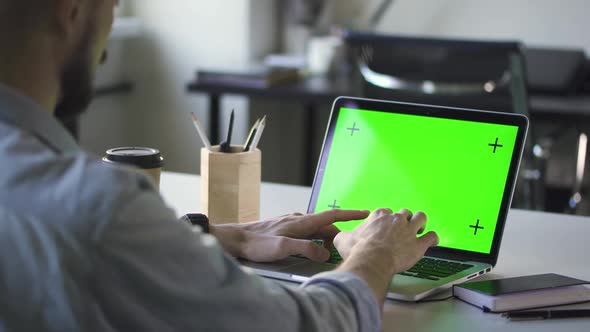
[0,0,118,117]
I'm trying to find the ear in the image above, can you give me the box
[54,0,83,38]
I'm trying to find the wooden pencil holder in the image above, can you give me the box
[200,146,261,224]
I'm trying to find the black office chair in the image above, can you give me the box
[525,47,590,214]
[343,31,543,210]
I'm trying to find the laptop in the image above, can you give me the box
[242,96,529,301]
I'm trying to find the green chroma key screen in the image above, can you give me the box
[311,107,519,254]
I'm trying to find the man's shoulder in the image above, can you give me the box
[0,121,156,239]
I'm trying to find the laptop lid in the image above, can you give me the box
[307,97,528,267]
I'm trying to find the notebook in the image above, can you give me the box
[453,273,590,312]
[242,96,529,301]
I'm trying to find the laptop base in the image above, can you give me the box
[241,257,491,302]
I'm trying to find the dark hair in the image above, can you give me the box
[0,1,54,42]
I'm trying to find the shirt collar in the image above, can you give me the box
[0,83,79,154]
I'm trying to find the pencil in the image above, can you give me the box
[250,115,266,151]
[190,112,212,151]
[243,118,260,151]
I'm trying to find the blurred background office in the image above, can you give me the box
[82,0,590,214]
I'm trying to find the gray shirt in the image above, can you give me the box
[0,84,380,332]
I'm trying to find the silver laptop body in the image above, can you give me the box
[243,97,529,301]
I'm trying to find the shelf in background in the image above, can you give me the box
[95,82,134,97]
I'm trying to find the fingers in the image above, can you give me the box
[393,209,427,234]
[410,211,427,234]
[283,237,331,262]
[333,232,352,259]
[306,209,370,226]
[399,208,413,221]
[418,231,439,249]
[313,224,340,239]
[373,208,392,216]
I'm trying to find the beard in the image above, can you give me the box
[54,34,98,123]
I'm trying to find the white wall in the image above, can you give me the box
[80,35,134,157]
[81,0,277,174]
[375,0,590,52]
[123,0,249,174]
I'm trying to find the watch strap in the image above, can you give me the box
[180,213,210,233]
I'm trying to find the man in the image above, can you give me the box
[0,1,439,331]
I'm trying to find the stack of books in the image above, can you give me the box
[196,65,301,89]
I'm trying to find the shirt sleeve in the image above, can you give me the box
[91,189,381,332]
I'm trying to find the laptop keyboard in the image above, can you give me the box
[327,247,343,264]
[400,257,473,280]
[325,246,472,281]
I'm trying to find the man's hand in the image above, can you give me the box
[334,208,439,305]
[209,209,370,263]
[335,208,439,274]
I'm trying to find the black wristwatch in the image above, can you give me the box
[180,213,210,233]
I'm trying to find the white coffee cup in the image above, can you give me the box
[102,147,165,190]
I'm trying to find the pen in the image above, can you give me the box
[190,112,212,151]
[243,118,260,152]
[250,115,266,151]
[503,309,590,320]
[220,109,235,153]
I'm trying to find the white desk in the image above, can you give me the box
[161,171,590,331]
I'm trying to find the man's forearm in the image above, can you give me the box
[116,197,380,332]
[336,242,397,306]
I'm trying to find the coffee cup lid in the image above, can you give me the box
[103,147,164,169]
